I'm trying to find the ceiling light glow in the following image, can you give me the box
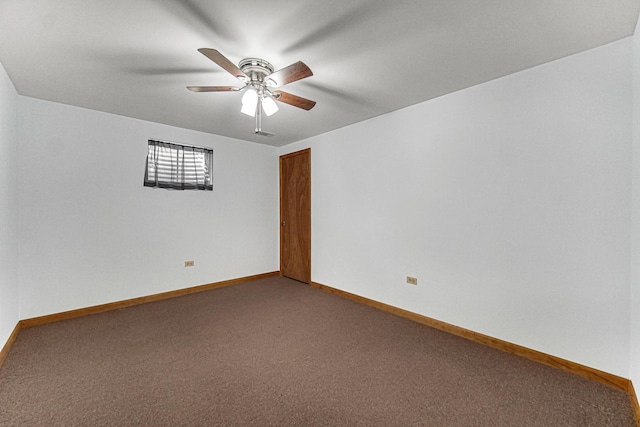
[241,88,258,116]
[262,96,279,116]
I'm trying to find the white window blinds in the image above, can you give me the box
[144,140,213,190]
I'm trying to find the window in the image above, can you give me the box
[144,140,213,190]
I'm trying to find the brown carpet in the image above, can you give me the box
[0,276,635,426]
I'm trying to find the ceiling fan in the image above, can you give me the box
[187,48,316,136]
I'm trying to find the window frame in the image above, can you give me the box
[144,139,213,191]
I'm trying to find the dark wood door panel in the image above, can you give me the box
[280,149,311,283]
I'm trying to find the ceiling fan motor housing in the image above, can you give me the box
[239,58,274,86]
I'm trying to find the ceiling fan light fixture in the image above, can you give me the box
[241,88,258,116]
[262,95,279,116]
[188,49,316,127]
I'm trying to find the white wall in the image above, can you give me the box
[283,39,633,377]
[0,61,20,346]
[631,19,640,390]
[3,30,637,383]
[18,97,279,319]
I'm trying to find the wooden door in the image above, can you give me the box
[280,149,311,283]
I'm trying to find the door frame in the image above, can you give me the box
[279,148,311,283]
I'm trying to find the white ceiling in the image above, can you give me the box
[0,1,638,147]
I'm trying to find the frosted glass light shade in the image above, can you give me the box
[241,88,258,116]
[262,96,279,116]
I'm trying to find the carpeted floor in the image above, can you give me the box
[0,276,635,426]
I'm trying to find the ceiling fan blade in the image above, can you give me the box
[187,86,242,92]
[267,61,313,87]
[273,90,316,111]
[198,48,248,81]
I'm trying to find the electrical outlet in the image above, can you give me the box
[184,260,195,267]
[406,276,418,285]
